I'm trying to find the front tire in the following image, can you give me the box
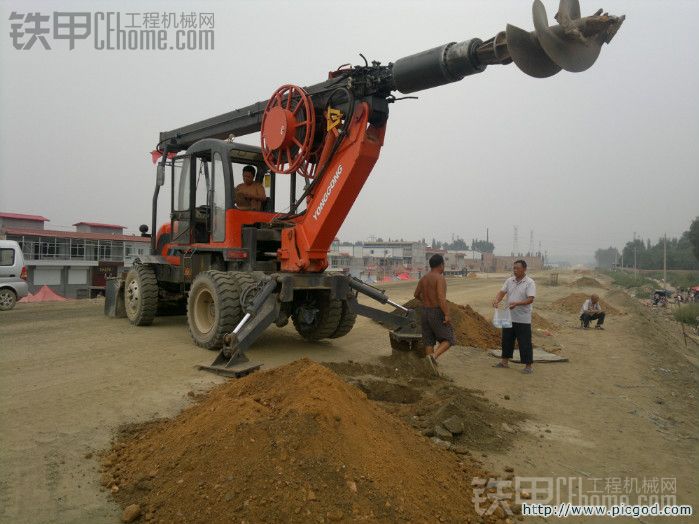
[124,265,158,326]
[187,271,242,350]
[0,288,17,311]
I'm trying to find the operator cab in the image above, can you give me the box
[157,138,297,273]
[167,139,270,243]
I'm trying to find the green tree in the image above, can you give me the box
[622,239,646,269]
[689,216,699,261]
[471,239,495,253]
[446,237,469,250]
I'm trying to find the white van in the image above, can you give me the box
[0,240,29,310]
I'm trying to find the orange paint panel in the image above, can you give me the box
[280,102,386,272]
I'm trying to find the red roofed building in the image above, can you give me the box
[0,212,49,230]
[0,212,149,298]
[73,222,126,235]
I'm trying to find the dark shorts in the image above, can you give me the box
[421,307,456,346]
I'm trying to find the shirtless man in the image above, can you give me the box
[235,165,266,210]
[414,254,454,365]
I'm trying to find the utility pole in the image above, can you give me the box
[634,246,637,276]
[663,233,667,289]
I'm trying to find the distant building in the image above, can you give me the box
[0,212,49,230]
[481,252,545,272]
[425,248,475,276]
[359,240,426,281]
[0,212,149,298]
[327,239,427,281]
[328,239,547,278]
[73,221,126,235]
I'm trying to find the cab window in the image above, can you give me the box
[212,152,226,242]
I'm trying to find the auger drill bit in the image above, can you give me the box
[480,0,625,77]
[392,0,624,95]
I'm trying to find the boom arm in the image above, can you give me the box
[158,0,623,151]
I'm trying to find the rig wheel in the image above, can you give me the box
[292,292,343,341]
[329,299,357,339]
[187,271,242,350]
[125,264,158,326]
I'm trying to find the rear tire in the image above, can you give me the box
[187,271,242,350]
[329,299,357,338]
[292,292,343,341]
[125,265,158,326]
[0,288,17,311]
[230,272,258,309]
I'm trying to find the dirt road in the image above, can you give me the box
[0,272,696,523]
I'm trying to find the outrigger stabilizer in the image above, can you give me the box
[197,275,421,377]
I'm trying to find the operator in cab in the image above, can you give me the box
[235,165,267,211]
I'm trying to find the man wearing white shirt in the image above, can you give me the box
[580,294,605,329]
[492,260,537,374]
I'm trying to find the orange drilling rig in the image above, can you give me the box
[106,0,624,375]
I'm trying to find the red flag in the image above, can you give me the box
[150,150,177,164]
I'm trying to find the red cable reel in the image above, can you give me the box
[261,85,316,175]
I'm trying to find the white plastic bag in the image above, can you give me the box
[492,307,512,329]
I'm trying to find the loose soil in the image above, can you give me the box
[531,312,557,331]
[551,293,622,315]
[402,298,501,349]
[568,277,604,288]
[101,359,493,523]
[326,353,527,453]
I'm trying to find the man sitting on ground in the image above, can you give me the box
[580,294,605,329]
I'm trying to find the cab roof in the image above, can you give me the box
[184,139,265,165]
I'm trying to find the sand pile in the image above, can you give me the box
[532,312,557,331]
[552,293,621,315]
[403,299,501,349]
[101,359,487,523]
[326,354,526,453]
[569,277,604,288]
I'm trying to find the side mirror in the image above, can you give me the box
[156,164,165,186]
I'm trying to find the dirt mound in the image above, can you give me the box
[326,353,527,452]
[327,353,438,381]
[403,298,501,349]
[101,359,487,523]
[532,311,557,331]
[552,293,621,315]
[569,277,604,288]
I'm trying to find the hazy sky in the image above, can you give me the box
[1,0,697,262]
